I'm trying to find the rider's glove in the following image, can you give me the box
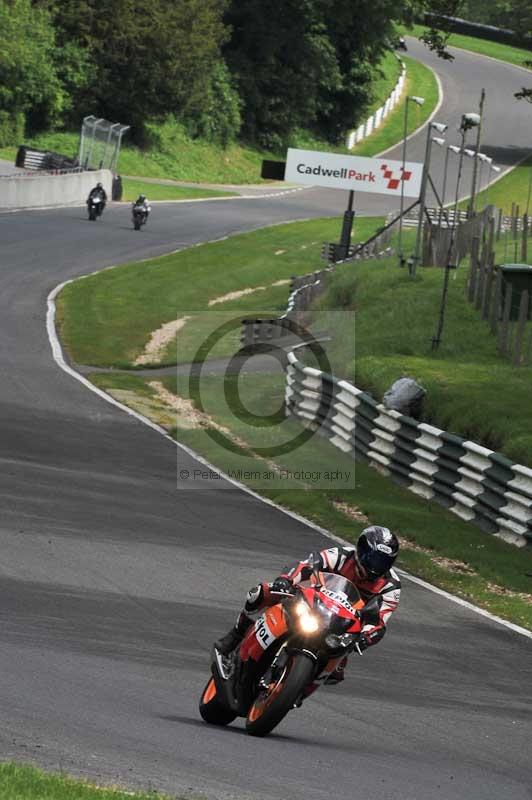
[270,576,294,595]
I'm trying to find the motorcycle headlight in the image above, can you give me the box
[325,633,356,650]
[294,603,319,633]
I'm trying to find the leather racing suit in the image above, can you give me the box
[229,545,401,690]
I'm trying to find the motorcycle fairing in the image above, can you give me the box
[239,604,288,663]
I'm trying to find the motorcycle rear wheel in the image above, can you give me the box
[245,653,314,737]
[199,677,237,726]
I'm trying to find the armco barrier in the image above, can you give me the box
[346,57,406,150]
[0,168,113,209]
[285,351,532,548]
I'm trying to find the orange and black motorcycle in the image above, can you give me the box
[199,573,378,737]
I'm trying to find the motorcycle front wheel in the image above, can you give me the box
[199,677,237,726]
[245,653,314,737]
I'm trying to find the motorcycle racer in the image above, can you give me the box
[215,526,400,689]
[87,182,107,209]
[133,194,150,218]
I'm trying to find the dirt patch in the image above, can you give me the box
[332,501,370,524]
[134,317,191,366]
[106,389,178,429]
[148,382,204,429]
[208,279,290,307]
[432,556,476,575]
[148,382,255,452]
[487,583,532,605]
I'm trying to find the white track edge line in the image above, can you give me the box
[47,277,531,640]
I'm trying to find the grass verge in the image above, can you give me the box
[461,155,532,215]
[58,210,532,467]
[0,762,180,800]
[399,24,532,71]
[55,216,383,368]
[120,177,235,202]
[350,55,439,157]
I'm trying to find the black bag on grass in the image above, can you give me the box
[383,377,426,419]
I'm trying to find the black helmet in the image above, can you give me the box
[96,182,103,189]
[138,194,146,202]
[356,526,399,579]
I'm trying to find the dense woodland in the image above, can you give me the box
[0,0,529,150]
[460,0,531,31]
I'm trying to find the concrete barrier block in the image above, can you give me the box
[0,168,113,209]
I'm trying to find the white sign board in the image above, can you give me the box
[285,148,422,198]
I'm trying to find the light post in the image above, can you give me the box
[397,95,425,267]
[433,112,480,350]
[439,144,461,227]
[411,122,447,275]
[450,115,480,259]
[467,88,486,217]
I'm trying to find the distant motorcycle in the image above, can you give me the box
[395,36,408,52]
[132,202,150,231]
[87,193,105,221]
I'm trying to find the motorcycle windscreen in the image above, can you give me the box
[316,573,362,608]
[314,574,363,633]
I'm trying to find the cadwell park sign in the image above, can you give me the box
[285,148,423,198]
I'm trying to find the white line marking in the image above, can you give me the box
[2,187,309,214]
[47,266,531,640]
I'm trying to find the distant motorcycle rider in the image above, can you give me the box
[87,182,107,211]
[215,526,401,690]
[133,194,150,219]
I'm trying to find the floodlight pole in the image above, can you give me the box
[432,117,476,350]
[467,88,485,217]
[397,99,410,267]
[411,125,446,275]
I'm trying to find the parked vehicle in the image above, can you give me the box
[199,573,377,737]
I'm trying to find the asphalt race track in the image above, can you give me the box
[0,39,531,800]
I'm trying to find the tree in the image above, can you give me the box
[48,0,230,138]
[223,0,442,148]
[223,0,343,149]
[0,0,63,142]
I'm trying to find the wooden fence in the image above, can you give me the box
[467,214,532,366]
